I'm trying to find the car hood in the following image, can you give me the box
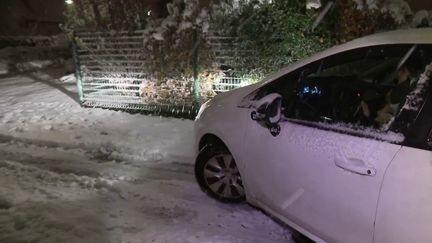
[211,82,260,107]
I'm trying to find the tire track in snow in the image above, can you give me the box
[0,136,194,185]
[0,133,194,175]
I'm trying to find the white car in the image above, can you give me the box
[194,28,432,243]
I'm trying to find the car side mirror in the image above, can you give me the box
[250,93,282,136]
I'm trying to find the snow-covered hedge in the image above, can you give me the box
[336,0,398,42]
[349,0,432,29]
[215,0,335,78]
[133,0,222,104]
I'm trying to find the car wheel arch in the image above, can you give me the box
[197,132,253,193]
[198,133,229,152]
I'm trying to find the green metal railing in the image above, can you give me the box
[72,30,250,118]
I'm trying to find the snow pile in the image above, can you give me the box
[15,60,54,71]
[60,73,76,83]
[0,69,292,242]
[306,0,322,9]
[0,48,12,74]
[0,60,8,75]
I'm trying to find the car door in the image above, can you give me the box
[243,118,401,243]
[241,45,422,243]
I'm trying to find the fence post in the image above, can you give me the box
[72,31,84,103]
[192,29,201,107]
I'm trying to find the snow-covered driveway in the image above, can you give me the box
[0,69,291,243]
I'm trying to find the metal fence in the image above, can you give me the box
[73,31,251,118]
[212,76,249,93]
[74,31,147,108]
[207,35,251,93]
[74,31,197,117]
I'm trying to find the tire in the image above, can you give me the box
[195,145,246,203]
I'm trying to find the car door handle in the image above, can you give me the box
[334,157,376,176]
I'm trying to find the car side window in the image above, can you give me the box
[288,45,416,125]
[252,44,432,142]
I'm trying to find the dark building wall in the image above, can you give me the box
[0,0,65,36]
[0,0,170,35]
[406,0,432,11]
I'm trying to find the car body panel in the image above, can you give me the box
[374,146,432,243]
[194,84,260,196]
[242,118,401,243]
[247,196,328,243]
[194,83,259,154]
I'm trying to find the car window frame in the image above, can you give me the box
[403,83,432,151]
[243,44,432,144]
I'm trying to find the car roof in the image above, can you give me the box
[348,28,432,46]
[259,28,432,86]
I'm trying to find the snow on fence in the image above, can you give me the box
[73,31,250,118]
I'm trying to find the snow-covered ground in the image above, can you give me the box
[0,68,292,243]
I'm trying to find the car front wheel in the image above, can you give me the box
[195,145,246,203]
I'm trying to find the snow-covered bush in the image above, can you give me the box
[63,0,151,31]
[336,0,398,42]
[411,10,432,28]
[216,0,335,78]
[136,0,222,104]
[380,0,413,24]
[335,0,432,41]
[70,0,223,106]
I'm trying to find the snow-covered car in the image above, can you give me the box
[194,28,432,243]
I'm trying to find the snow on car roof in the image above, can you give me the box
[259,28,432,86]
